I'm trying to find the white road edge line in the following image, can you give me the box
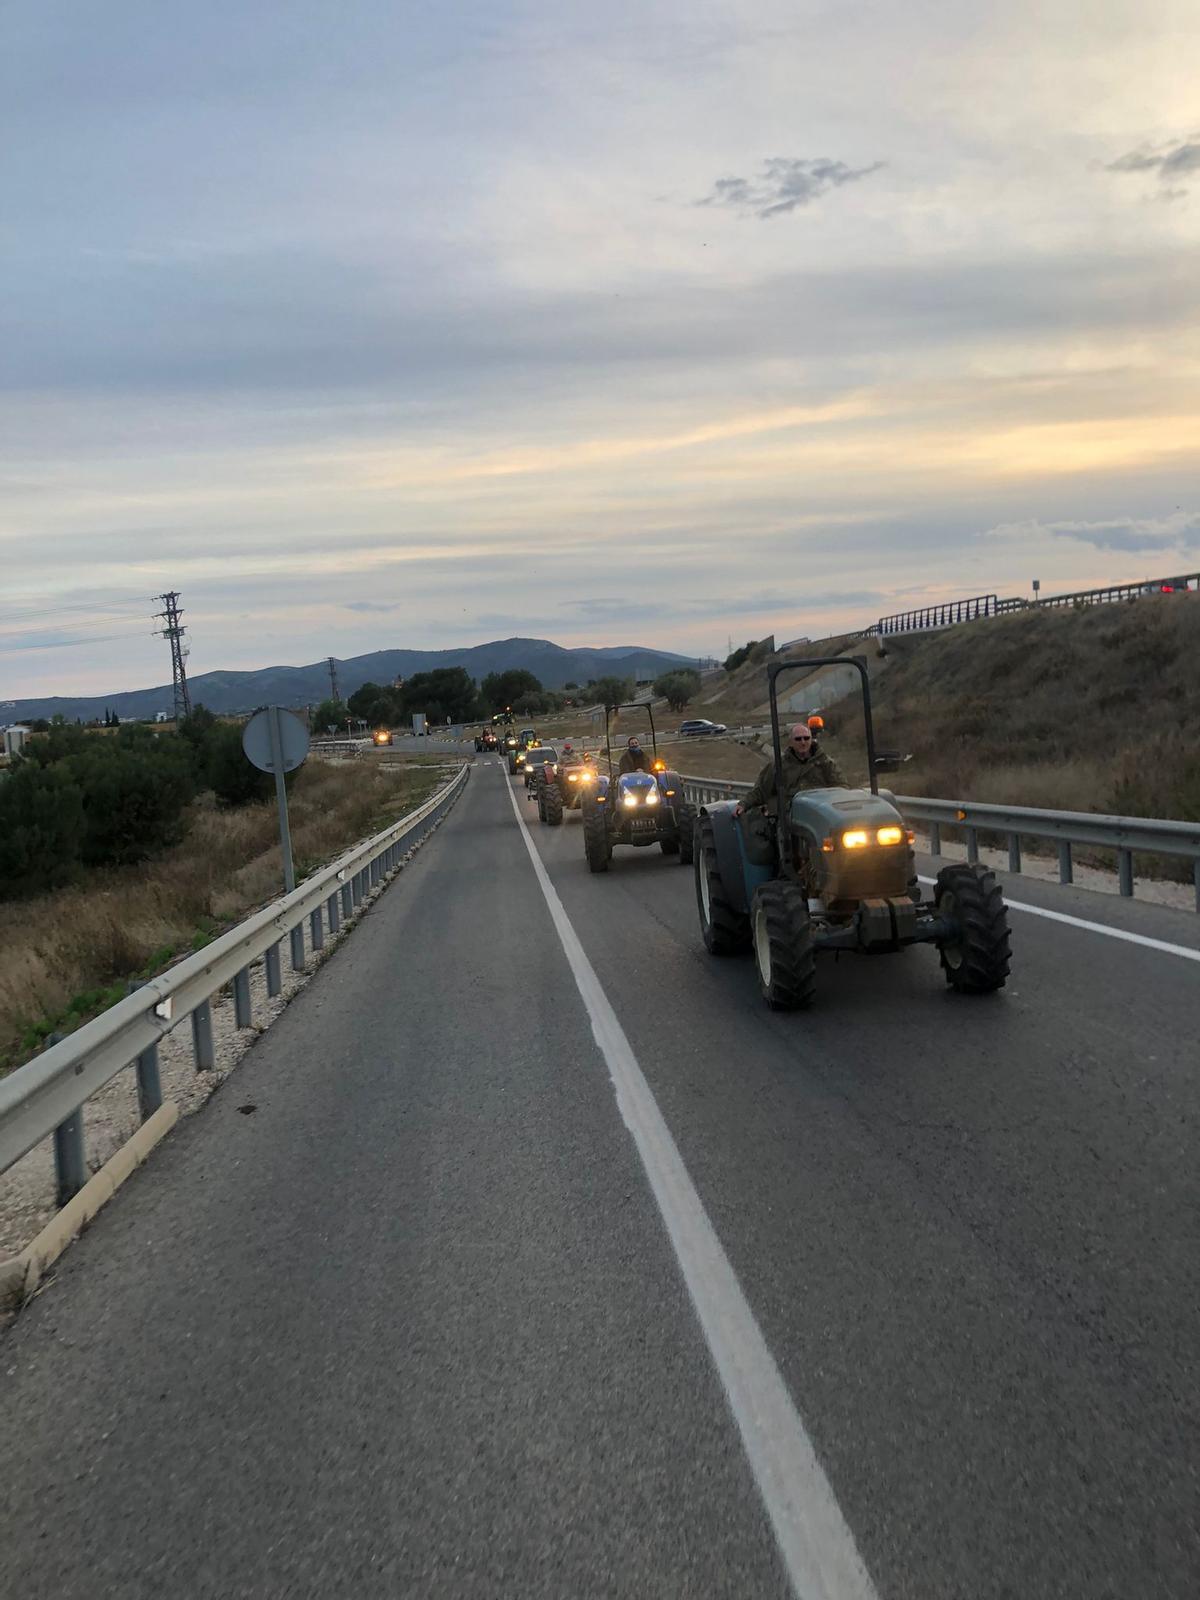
[915,876,1200,963]
[504,775,879,1600]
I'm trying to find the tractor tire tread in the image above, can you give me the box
[696,815,750,954]
[752,881,816,1010]
[935,863,1011,992]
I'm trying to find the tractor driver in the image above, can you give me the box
[618,736,653,774]
[735,723,845,816]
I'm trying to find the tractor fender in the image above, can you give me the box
[700,800,762,916]
[656,768,685,808]
[594,773,611,803]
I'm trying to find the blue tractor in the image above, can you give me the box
[695,658,1011,1008]
[580,704,695,873]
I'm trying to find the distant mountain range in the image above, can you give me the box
[5,638,702,724]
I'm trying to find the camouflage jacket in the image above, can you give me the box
[742,743,846,812]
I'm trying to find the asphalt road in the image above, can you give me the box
[2,761,1197,1598]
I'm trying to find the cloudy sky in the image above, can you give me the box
[3,0,1198,698]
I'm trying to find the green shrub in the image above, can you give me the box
[0,763,86,898]
[205,722,276,806]
[70,743,194,866]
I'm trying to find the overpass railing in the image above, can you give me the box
[680,776,1200,912]
[0,765,469,1206]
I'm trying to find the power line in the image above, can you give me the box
[152,591,192,720]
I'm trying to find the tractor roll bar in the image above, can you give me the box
[603,701,658,780]
[766,656,879,798]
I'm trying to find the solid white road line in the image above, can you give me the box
[916,875,1200,963]
[504,776,879,1600]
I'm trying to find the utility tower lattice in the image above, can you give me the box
[328,656,340,702]
[154,591,192,721]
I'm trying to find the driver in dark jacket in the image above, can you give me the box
[736,724,845,815]
[618,737,654,774]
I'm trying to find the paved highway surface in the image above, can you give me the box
[2,761,1197,1598]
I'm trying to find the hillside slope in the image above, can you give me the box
[680,595,1199,826]
[861,595,1199,819]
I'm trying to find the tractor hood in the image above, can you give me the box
[616,771,657,796]
[788,786,902,834]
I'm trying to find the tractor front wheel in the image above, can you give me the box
[542,781,564,826]
[935,863,1011,993]
[696,814,750,954]
[583,802,611,873]
[660,835,679,855]
[751,881,816,1009]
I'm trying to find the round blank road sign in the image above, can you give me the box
[242,706,310,774]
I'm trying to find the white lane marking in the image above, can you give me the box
[505,778,878,1600]
[916,876,1200,963]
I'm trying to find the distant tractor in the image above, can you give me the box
[579,705,695,872]
[695,658,1011,1008]
[536,748,598,824]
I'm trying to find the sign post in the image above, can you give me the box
[242,706,310,894]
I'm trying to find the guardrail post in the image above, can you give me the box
[328,891,341,933]
[266,942,282,997]
[1008,833,1022,873]
[233,966,253,1028]
[1058,842,1073,885]
[1194,859,1200,915]
[126,981,163,1120]
[310,906,324,952]
[290,924,305,971]
[46,1032,88,1207]
[1117,849,1134,898]
[966,827,979,864]
[928,821,941,855]
[341,882,353,918]
[351,873,363,908]
[191,999,215,1071]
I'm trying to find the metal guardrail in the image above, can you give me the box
[680,776,1200,911]
[872,574,1197,638]
[1034,573,1198,610]
[0,765,469,1196]
[877,595,1002,635]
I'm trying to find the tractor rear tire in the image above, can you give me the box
[750,882,816,1009]
[583,802,611,873]
[660,835,679,855]
[543,782,564,826]
[696,814,750,955]
[677,802,695,866]
[934,863,1011,993]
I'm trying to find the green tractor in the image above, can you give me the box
[695,658,1011,1008]
[579,704,695,873]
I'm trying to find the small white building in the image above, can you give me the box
[3,724,31,758]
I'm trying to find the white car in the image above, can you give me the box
[678,719,727,737]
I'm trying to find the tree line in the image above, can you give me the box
[310,665,706,731]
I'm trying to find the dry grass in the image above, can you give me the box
[0,759,446,1076]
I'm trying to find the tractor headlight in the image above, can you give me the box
[567,772,579,782]
[841,829,870,849]
[622,793,638,808]
[876,826,904,846]
[644,788,659,805]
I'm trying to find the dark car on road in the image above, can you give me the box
[678,718,728,737]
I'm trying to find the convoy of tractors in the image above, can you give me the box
[485,662,1012,1011]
